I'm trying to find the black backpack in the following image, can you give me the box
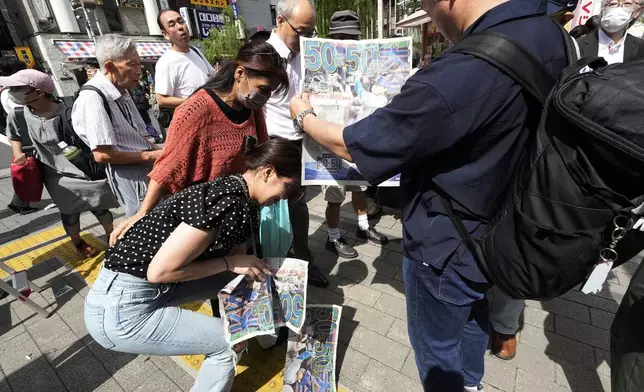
[54,85,111,181]
[440,24,644,300]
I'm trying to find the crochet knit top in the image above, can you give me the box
[149,89,269,194]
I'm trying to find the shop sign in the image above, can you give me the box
[14,47,35,68]
[189,0,226,8]
[195,9,224,38]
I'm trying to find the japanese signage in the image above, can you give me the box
[195,9,224,38]
[570,0,602,29]
[14,47,35,69]
[189,0,226,8]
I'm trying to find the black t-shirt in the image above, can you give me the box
[205,88,251,125]
[104,175,259,280]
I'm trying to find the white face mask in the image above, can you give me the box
[601,7,634,33]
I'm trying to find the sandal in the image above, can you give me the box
[308,266,330,288]
[75,240,97,258]
[7,204,38,215]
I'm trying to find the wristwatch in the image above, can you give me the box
[293,108,316,133]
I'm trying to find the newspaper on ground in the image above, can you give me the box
[218,257,309,345]
[283,305,342,392]
[300,36,413,187]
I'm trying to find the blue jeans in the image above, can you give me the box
[403,257,490,391]
[84,267,234,392]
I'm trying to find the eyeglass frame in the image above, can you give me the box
[281,15,317,38]
[605,0,642,9]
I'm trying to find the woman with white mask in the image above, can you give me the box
[577,0,644,64]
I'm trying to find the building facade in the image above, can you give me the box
[0,0,274,100]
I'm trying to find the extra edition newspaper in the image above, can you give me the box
[218,257,308,345]
[300,37,413,187]
[284,305,343,392]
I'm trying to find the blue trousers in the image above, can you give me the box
[404,257,490,391]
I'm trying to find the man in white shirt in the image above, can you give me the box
[577,0,644,64]
[154,10,213,111]
[264,0,329,288]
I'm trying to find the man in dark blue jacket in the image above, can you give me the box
[291,0,567,391]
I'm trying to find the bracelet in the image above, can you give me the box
[222,256,230,271]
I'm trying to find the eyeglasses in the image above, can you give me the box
[282,16,317,38]
[606,0,640,9]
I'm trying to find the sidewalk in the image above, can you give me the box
[0,172,636,392]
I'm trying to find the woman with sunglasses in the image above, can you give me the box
[85,138,300,392]
[110,41,289,245]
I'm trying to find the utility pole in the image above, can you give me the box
[378,0,383,38]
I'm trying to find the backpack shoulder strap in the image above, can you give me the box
[78,85,112,120]
[190,46,212,77]
[449,31,555,104]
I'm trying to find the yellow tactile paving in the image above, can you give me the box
[0,226,348,392]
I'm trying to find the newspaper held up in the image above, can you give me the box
[284,305,342,392]
[300,36,413,187]
[218,257,308,345]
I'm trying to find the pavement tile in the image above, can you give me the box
[348,326,410,372]
[51,345,115,392]
[11,292,56,326]
[111,355,159,391]
[307,285,346,306]
[554,314,610,351]
[349,242,388,259]
[515,368,569,392]
[132,370,181,392]
[337,343,371,382]
[507,343,556,381]
[400,351,420,382]
[0,306,27,345]
[25,313,71,349]
[372,292,407,322]
[0,332,42,379]
[560,289,620,314]
[555,360,607,391]
[7,356,67,392]
[519,324,595,369]
[93,379,127,392]
[363,272,405,300]
[175,374,196,392]
[386,318,411,348]
[594,347,611,377]
[358,359,423,392]
[522,305,554,331]
[483,355,517,392]
[338,377,371,392]
[54,293,90,341]
[527,297,590,324]
[151,356,191,382]
[39,330,83,363]
[344,300,395,335]
[330,259,372,284]
[329,275,381,307]
[589,307,615,331]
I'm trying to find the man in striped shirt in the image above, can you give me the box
[73,34,163,217]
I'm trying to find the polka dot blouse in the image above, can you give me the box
[104,176,259,280]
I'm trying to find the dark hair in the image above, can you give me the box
[570,25,590,39]
[202,41,289,97]
[0,57,26,77]
[242,137,301,190]
[585,15,601,31]
[157,9,176,32]
[249,30,271,44]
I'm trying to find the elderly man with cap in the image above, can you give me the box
[2,69,118,257]
[321,10,388,260]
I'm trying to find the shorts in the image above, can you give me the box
[322,185,367,204]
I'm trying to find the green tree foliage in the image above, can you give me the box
[199,6,247,62]
[315,0,376,38]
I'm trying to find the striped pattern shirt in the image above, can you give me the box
[72,72,152,152]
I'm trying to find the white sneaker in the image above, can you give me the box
[256,333,279,349]
[464,385,484,392]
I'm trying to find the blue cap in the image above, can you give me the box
[547,0,578,15]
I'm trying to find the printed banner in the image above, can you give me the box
[190,0,226,8]
[569,0,602,29]
[218,258,308,345]
[300,37,413,187]
[195,9,224,38]
[284,305,342,392]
